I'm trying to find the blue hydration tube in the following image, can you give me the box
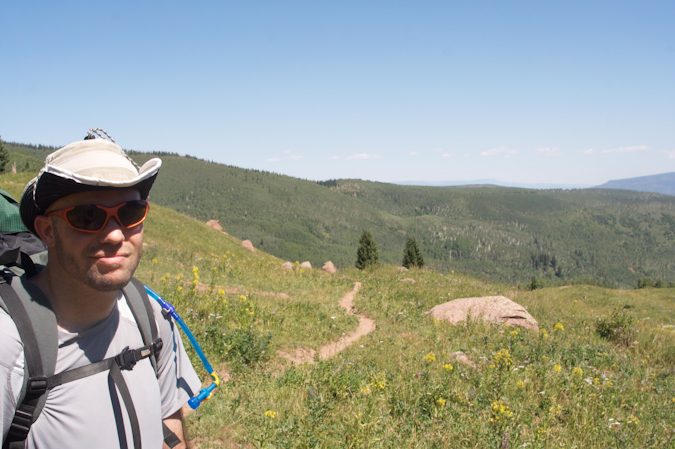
[145,285,220,409]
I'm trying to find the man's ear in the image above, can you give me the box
[33,215,56,248]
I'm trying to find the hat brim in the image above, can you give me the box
[20,172,158,235]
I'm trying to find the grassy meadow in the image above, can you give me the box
[2,172,675,448]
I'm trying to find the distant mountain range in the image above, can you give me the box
[594,172,675,196]
[397,180,592,189]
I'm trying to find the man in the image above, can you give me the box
[0,133,201,449]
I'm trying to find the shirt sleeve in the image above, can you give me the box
[151,300,202,419]
[0,308,25,444]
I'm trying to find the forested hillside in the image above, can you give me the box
[10,142,675,288]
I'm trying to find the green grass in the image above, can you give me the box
[3,172,675,448]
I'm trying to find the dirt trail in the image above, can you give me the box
[278,282,376,364]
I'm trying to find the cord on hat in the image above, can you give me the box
[85,128,117,144]
[83,128,140,170]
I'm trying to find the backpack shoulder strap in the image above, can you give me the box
[0,276,57,449]
[122,278,160,375]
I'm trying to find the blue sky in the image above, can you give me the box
[1,1,674,186]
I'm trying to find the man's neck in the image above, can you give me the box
[31,267,119,333]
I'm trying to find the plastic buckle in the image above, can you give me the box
[115,347,138,370]
[153,338,163,355]
[26,377,48,395]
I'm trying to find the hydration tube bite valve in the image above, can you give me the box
[144,286,220,409]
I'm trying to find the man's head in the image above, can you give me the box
[19,134,161,291]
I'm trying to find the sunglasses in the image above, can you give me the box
[46,200,150,233]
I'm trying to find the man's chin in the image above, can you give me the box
[86,268,134,292]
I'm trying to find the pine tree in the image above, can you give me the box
[0,136,9,174]
[356,229,379,270]
[402,236,424,269]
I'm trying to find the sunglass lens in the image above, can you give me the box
[66,205,108,231]
[118,201,148,227]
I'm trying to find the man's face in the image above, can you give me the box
[42,189,144,292]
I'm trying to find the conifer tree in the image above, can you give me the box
[355,229,379,270]
[402,236,424,269]
[0,136,9,173]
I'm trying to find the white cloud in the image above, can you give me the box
[267,158,281,162]
[480,146,518,157]
[585,149,594,154]
[290,155,303,160]
[601,145,648,154]
[347,153,380,160]
[536,146,559,155]
[442,153,450,158]
[284,150,291,154]
[410,151,418,156]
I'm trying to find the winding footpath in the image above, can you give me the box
[277,282,376,364]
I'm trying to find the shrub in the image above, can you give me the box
[222,328,273,366]
[356,229,379,270]
[529,275,542,291]
[402,236,424,269]
[636,277,654,289]
[595,307,635,346]
[0,137,9,173]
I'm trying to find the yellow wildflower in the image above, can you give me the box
[554,323,564,331]
[151,258,158,264]
[264,410,276,418]
[553,364,562,372]
[192,267,198,272]
[436,398,446,407]
[177,286,183,292]
[424,352,436,363]
[572,367,583,376]
[516,380,526,389]
[239,295,247,301]
[443,364,454,371]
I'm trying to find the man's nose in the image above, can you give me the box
[99,216,126,243]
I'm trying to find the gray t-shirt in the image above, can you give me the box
[1,286,202,449]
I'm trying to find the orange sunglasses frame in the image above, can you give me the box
[46,200,150,233]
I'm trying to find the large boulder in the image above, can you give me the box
[242,240,255,252]
[281,262,293,270]
[300,261,312,269]
[322,261,337,274]
[205,219,223,232]
[426,296,538,331]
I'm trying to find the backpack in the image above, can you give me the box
[0,190,181,449]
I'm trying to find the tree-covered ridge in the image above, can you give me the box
[9,142,675,288]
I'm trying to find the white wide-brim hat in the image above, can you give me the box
[20,138,162,234]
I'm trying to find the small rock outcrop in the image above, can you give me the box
[300,261,312,269]
[205,219,223,232]
[426,295,538,331]
[242,240,255,252]
[401,278,415,284]
[397,266,409,272]
[322,261,337,274]
[449,351,476,368]
[281,262,293,270]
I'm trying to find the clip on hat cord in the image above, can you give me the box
[144,286,220,409]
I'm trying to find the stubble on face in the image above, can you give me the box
[52,220,143,292]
